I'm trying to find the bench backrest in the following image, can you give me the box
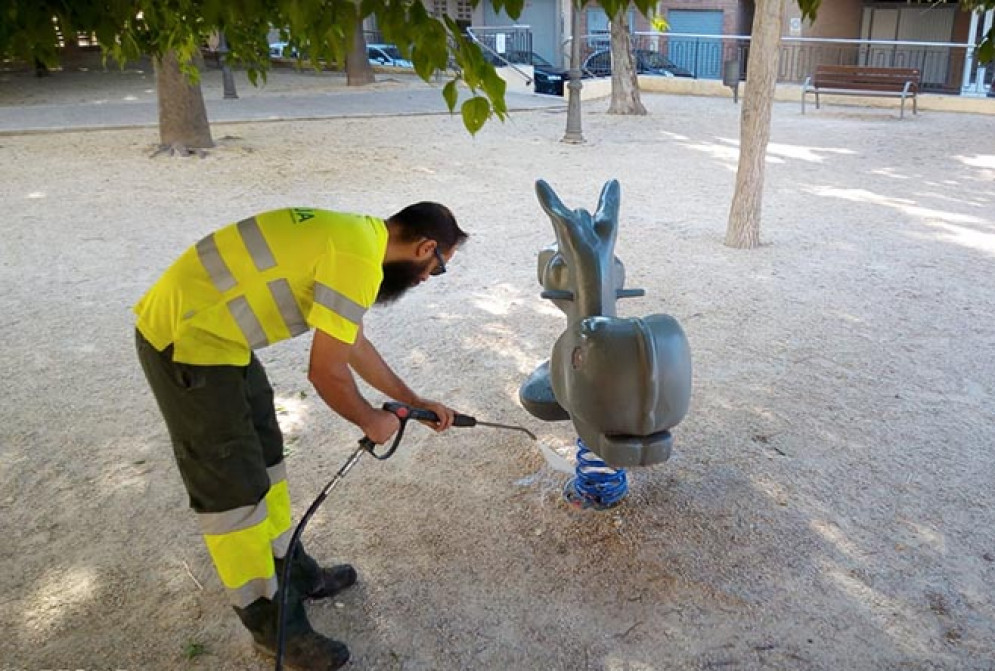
[812,65,921,93]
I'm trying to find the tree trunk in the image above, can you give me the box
[607,7,646,115]
[154,51,214,149]
[724,0,783,249]
[346,21,375,86]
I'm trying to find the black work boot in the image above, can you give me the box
[252,630,350,671]
[305,563,357,600]
[234,592,350,671]
[280,548,358,601]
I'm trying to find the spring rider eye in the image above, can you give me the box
[518,179,693,509]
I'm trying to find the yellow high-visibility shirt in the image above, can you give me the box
[135,208,387,365]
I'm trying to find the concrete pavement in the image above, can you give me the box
[0,82,566,134]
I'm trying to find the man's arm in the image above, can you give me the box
[350,326,455,431]
[349,325,419,404]
[308,328,399,444]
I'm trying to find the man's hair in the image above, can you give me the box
[387,202,468,252]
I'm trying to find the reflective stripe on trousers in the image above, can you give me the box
[266,461,293,559]
[196,460,294,608]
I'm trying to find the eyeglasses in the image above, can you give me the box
[430,245,447,276]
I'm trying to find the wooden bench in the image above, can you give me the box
[802,65,921,118]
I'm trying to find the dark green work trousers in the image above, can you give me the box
[135,329,319,639]
[135,329,283,513]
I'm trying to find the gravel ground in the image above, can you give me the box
[1,65,994,670]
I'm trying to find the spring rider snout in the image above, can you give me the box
[519,179,693,508]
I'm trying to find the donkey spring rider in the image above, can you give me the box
[519,179,693,508]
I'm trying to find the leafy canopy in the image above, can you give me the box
[3,0,990,133]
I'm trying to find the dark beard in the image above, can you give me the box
[376,259,430,305]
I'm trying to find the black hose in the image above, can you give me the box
[274,427,408,670]
[272,402,531,669]
[275,443,365,670]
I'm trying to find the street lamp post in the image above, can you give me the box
[562,4,585,144]
[217,31,238,100]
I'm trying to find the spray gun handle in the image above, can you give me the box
[382,401,437,422]
[382,401,477,427]
[452,414,477,427]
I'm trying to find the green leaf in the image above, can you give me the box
[796,0,822,21]
[502,0,525,20]
[412,47,438,80]
[979,35,993,64]
[461,96,490,135]
[598,0,625,20]
[480,65,507,119]
[443,80,459,113]
[629,0,658,17]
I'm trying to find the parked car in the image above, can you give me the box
[483,49,567,96]
[268,41,300,59]
[367,44,413,69]
[582,49,693,78]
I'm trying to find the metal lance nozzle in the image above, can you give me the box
[452,414,537,441]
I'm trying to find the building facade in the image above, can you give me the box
[419,0,992,94]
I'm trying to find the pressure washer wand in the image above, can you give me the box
[383,401,538,441]
[455,417,537,441]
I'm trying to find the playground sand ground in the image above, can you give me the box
[1,65,994,670]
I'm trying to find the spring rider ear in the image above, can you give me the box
[519,179,693,508]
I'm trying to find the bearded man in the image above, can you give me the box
[134,202,466,669]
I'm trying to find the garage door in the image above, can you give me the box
[667,9,724,79]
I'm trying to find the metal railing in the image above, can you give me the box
[560,32,990,96]
[364,27,992,96]
[623,32,992,96]
[466,26,534,86]
[466,25,533,61]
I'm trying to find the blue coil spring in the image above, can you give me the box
[569,439,628,508]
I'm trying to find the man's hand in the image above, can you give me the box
[362,408,402,444]
[412,397,456,432]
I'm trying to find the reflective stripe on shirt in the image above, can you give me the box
[314,282,367,325]
[227,296,269,349]
[225,281,308,347]
[197,217,277,293]
[237,217,277,271]
[154,210,385,360]
[196,234,237,292]
[197,218,310,348]
[268,279,309,338]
